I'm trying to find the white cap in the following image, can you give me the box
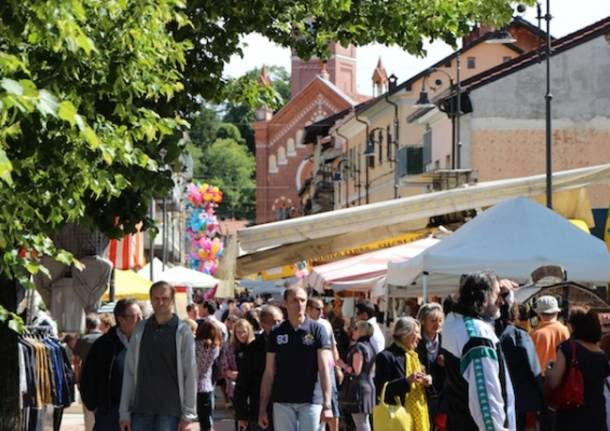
[534,295,561,314]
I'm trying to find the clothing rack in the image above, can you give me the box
[18,323,75,431]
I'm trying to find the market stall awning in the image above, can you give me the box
[306,237,440,292]
[235,164,610,277]
[386,196,610,299]
[238,164,610,254]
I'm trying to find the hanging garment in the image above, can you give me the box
[72,255,113,312]
[50,278,85,333]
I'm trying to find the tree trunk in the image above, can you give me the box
[0,275,21,430]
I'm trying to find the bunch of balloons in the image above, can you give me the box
[186,183,224,275]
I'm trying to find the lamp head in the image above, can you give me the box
[415,90,435,108]
[363,140,375,158]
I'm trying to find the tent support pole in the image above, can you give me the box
[422,271,429,303]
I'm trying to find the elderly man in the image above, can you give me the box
[81,299,143,431]
[119,281,197,431]
[441,271,516,431]
[258,287,333,431]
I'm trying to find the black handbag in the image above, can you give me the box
[339,373,361,413]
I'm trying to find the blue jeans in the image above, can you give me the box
[273,403,322,431]
[131,413,180,431]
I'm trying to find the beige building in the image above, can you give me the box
[408,16,610,228]
[301,18,546,212]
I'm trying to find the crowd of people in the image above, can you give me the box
[70,271,610,431]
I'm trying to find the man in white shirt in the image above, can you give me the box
[199,300,228,342]
[356,301,385,354]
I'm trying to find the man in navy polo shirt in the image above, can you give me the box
[258,286,333,431]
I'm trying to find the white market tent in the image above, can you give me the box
[386,197,610,299]
[158,266,219,288]
[137,257,165,282]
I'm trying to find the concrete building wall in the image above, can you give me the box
[468,35,610,207]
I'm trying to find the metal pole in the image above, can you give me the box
[456,51,462,169]
[149,198,155,281]
[109,267,115,302]
[170,210,175,262]
[422,271,429,303]
[383,93,400,199]
[545,0,553,209]
[162,197,167,271]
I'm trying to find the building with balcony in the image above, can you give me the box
[300,18,546,215]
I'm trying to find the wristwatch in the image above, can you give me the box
[323,404,332,410]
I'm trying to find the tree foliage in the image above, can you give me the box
[0,0,189,312]
[0,0,530,324]
[222,65,291,153]
[187,107,255,220]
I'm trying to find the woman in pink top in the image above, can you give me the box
[196,320,222,431]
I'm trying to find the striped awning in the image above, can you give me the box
[105,230,144,270]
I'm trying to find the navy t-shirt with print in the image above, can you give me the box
[267,318,331,404]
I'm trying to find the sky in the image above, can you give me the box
[224,1,610,96]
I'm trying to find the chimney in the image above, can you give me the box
[462,24,496,46]
[388,74,398,92]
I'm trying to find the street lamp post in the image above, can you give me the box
[539,0,553,209]
[415,66,460,169]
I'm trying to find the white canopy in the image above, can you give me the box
[158,266,219,288]
[386,197,610,298]
[137,257,165,282]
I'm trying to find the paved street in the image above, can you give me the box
[59,391,235,431]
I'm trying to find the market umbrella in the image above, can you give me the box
[102,269,152,301]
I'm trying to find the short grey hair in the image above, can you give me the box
[417,303,444,323]
[355,320,374,338]
[393,316,420,341]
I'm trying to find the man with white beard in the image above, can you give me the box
[441,271,516,431]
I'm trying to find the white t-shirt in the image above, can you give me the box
[368,317,386,354]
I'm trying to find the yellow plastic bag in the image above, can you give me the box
[373,382,412,431]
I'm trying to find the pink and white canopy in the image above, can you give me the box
[306,237,439,292]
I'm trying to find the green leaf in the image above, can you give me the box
[76,34,95,55]
[0,148,14,186]
[82,126,100,149]
[55,249,74,266]
[19,80,38,98]
[8,315,24,333]
[24,261,41,274]
[1,78,23,96]
[58,101,78,126]
[37,90,59,117]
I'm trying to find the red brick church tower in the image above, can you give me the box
[254,44,370,224]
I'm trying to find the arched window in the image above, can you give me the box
[296,129,305,148]
[277,146,287,165]
[268,154,278,173]
[287,138,296,156]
